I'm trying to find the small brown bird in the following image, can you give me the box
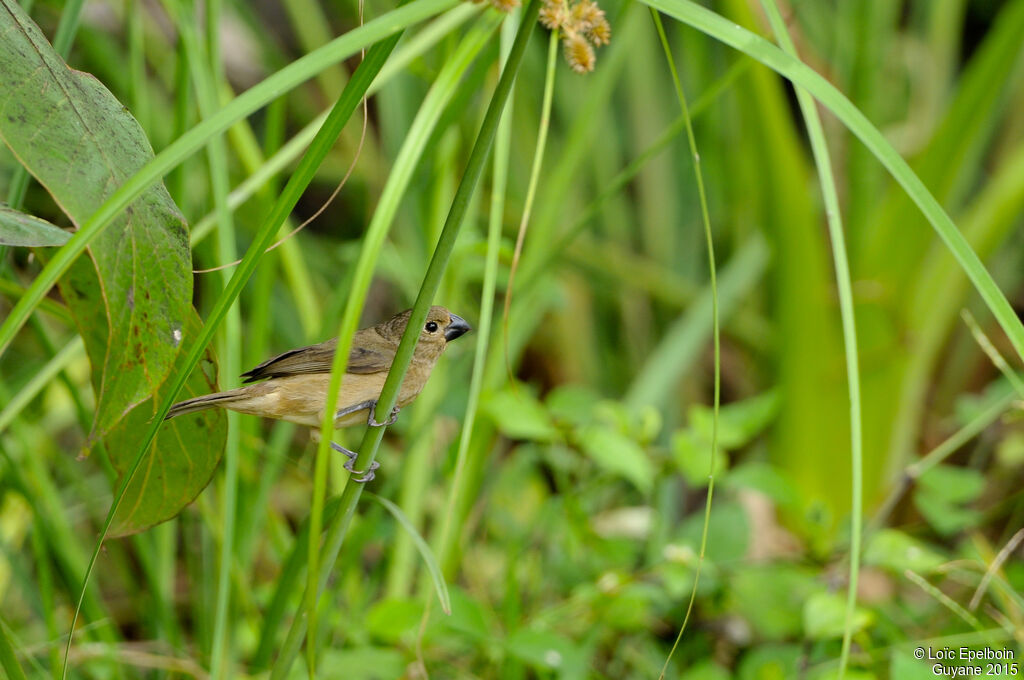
[166,306,470,481]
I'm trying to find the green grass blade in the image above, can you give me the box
[367,493,451,614]
[760,2,864,677]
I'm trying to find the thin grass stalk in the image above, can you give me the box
[760,2,864,677]
[434,7,518,578]
[275,5,540,677]
[0,0,458,359]
[190,0,243,673]
[502,28,557,377]
[648,10,719,679]
[59,37,394,680]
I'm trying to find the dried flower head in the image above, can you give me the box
[564,33,596,73]
[587,16,610,46]
[540,0,610,73]
[490,0,520,11]
[539,0,568,30]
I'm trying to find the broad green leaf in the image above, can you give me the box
[482,387,561,442]
[724,462,800,509]
[682,661,732,680]
[365,598,425,643]
[890,651,941,680]
[442,587,491,640]
[916,464,985,504]
[914,464,986,535]
[913,492,983,536]
[736,644,801,680]
[672,429,728,487]
[0,0,191,441]
[106,309,225,536]
[316,647,405,680]
[505,628,586,678]
[577,425,654,494]
[803,591,873,640]
[728,564,818,640]
[0,205,70,246]
[688,391,778,450]
[545,384,602,427]
[863,529,946,574]
[678,502,749,564]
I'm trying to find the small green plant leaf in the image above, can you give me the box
[505,628,586,676]
[0,0,192,442]
[916,464,985,504]
[577,425,655,494]
[105,308,225,536]
[913,464,986,535]
[803,591,873,640]
[482,387,561,442]
[688,391,778,449]
[365,598,425,643]
[863,529,946,574]
[0,206,70,246]
[672,429,728,487]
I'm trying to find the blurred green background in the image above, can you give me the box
[1,0,1023,677]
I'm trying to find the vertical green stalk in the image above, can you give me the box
[434,8,518,577]
[194,0,243,675]
[502,28,557,374]
[760,2,863,677]
[279,5,540,678]
[648,10,719,679]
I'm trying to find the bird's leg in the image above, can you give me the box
[335,400,377,420]
[367,401,400,427]
[328,441,380,483]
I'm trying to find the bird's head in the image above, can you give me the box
[381,306,471,361]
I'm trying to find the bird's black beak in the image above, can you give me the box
[444,314,471,342]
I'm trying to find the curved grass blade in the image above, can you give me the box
[760,2,864,677]
[367,493,451,614]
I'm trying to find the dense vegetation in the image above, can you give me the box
[1,0,1022,677]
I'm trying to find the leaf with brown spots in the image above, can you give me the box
[105,308,226,536]
[0,0,191,442]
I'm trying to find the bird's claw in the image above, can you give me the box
[329,441,380,483]
[367,401,400,427]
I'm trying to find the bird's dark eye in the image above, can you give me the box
[425,321,439,333]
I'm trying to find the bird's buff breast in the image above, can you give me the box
[234,371,426,428]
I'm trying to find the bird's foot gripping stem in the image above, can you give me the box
[329,441,380,483]
[367,401,400,427]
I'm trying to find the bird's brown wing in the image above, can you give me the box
[240,331,394,383]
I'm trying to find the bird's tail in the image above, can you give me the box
[165,388,248,419]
